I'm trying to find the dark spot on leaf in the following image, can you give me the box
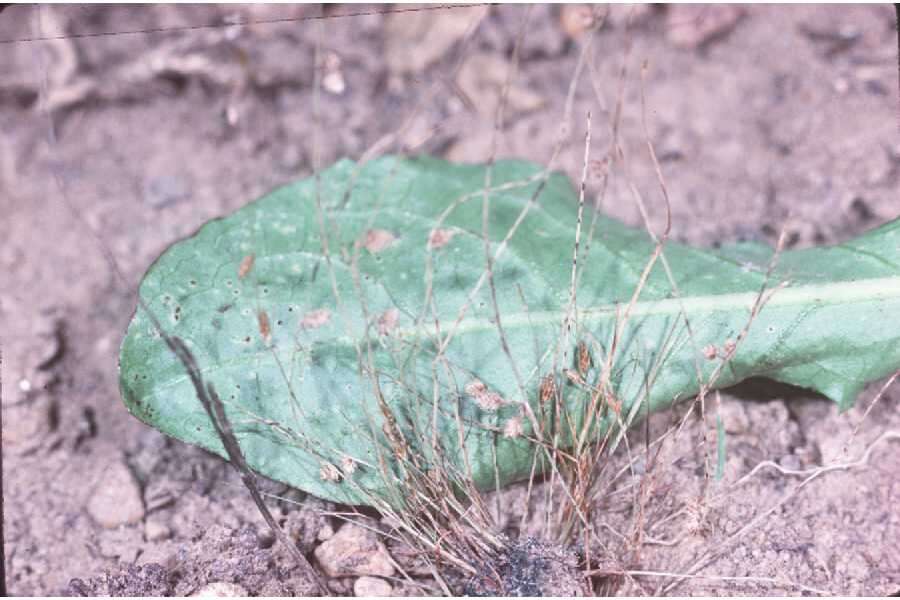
[217,303,234,313]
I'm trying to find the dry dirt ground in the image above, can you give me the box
[2,4,900,596]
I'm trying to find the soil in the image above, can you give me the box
[2,4,900,596]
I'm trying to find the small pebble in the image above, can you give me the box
[191,582,248,597]
[145,520,172,542]
[354,576,392,597]
[86,460,145,529]
[314,523,395,578]
[317,523,335,541]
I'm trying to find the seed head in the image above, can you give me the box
[340,456,357,475]
[577,341,592,376]
[320,463,341,482]
[503,416,524,439]
[539,375,557,405]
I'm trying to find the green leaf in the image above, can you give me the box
[119,156,900,506]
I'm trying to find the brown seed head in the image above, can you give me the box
[464,379,504,411]
[539,375,556,405]
[564,368,584,386]
[723,338,737,356]
[577,341,592,376]
[503,416,524,439]
[464,379,487,397]
[475,391,504,411]
[340,456,357,475]
[319,463,341,482]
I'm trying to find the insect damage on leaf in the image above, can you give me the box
[119,155,900,507]
[301,308,331,329]
[428,227,456,249]
[376,308,399,336]
[362,228,397,253]
[238,254,255,279]
[257,311,271,343]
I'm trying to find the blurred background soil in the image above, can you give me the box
[2,3,899,595]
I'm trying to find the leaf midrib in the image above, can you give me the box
[142,275,900,396]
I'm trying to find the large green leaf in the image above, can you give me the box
[119,156,900,506]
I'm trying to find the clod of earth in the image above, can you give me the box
[119,156,900,507]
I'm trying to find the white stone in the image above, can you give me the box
[86,460,144,529]
[191,582,248,597]
[314,523,395,578]
[354,576,393,597]
[317,523,335,541]
[144,520,171,541]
